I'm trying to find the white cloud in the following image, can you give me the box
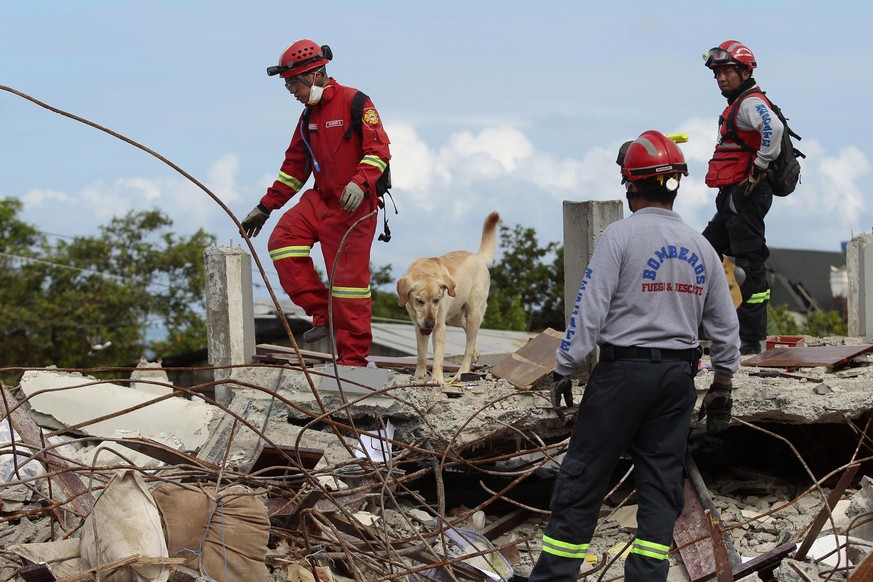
[386,124,445,210]
[19,164,242,241]
[384,120,872,261]
[443,127,534,173]
[205,154,241,203]
[16,119,872,272]
[816,144,868,225]
[21,188,71,208]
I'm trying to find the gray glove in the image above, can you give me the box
[739,164,767,196]
[241,204,270,238]
[698,382,733,435]
[550,372,574,422]
[339,182,365,212]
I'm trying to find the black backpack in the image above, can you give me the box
[724,88,805,197]
[301,90,396,241]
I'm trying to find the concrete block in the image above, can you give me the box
[315,364,392,395]
[19,370,220,452]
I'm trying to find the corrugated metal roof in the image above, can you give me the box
[371,322,537,357]
[254,298,538,358]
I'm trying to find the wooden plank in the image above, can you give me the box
[686,453,741,569]
[481,508,531,541]
[850,548,873,580]
[254,344,462,372]
[489,328,563,390]
[239,443,323,478]
[706,509,733,582]
[741,345,873,370]
[730,542,796,580]
[794,463,860,561]
[674,479,718,581]
[80,437,219,469]
[266,488,323,518]
[1,384,95,519]
[674,452,741,582]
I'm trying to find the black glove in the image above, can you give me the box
[550,372,574,421]
[241,204,270,238]
[739,164,767,197]
[698,382,733,435]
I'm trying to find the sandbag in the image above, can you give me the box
[79,469,169,582]
[152,482,270,582]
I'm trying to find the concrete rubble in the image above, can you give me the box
[0,334,871,581]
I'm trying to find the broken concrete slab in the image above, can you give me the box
[196,383,358,469]
[237,363,569,451]
[694,353,873,425]
[18,369,221,452]
[129,357,174,396]
[78,432,187,469]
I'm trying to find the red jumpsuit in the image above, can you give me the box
[260,79,391,366]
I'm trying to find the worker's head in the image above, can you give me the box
[267,39,332,104]
[620,130,688,210]
[704,40,756,93]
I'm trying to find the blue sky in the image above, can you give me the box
[2,1,870,298]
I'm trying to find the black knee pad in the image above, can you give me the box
[733,260,753,302]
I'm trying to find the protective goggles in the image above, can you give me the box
[703,47,734,68]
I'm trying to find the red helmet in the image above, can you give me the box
[704,40,757,70]
[621,130,688,184]
[267,39,332,78]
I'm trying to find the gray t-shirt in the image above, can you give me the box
[556,207,740,380]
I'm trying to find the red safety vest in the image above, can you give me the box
[705,90,771,188]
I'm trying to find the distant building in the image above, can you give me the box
[767,247,847,315]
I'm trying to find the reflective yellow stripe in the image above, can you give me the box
[277,171,303,191]
[746,289,771,304]
[361,155,387,172]
[270,246,311,261]
[330,285,371,299]
[631,538,670,561]
[540,535,589,559]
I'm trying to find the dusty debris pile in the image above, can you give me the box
[0,334,871,580]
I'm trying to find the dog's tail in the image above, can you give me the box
[476,211,500,266]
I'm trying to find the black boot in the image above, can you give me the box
[302,325,329,343]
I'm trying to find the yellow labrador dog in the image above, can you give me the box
[397,211,500,384]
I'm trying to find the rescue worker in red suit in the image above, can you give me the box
[701,40,783,355]
[241,39,391,366]
[529,131,740,582]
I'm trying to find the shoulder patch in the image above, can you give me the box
[362,108,380,126]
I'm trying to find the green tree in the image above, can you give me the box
[0,200,215,379]
[767,303,801,336]
[767,303,848,337]
[370,263,408,322]
[804,309,848,337]
[486,224,564,331]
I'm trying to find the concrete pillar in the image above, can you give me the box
[562,200,624,324]
[562,200,624,374]
[846,233,873,339]
[204,246,256,404]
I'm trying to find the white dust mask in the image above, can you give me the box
[307,83,325,105]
